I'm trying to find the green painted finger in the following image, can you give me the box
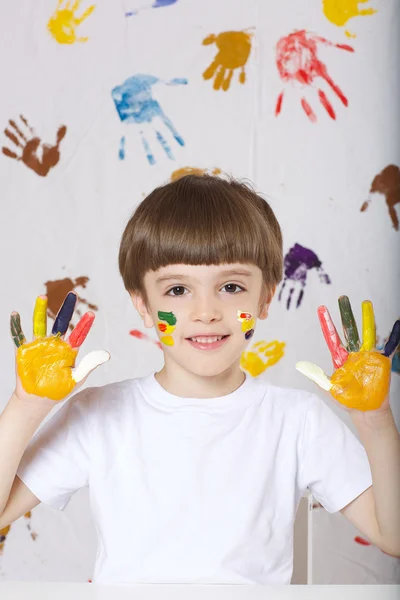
[338,296,360,352]
[10,312,27,348]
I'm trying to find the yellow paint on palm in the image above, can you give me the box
[360,300,376,351]
[330,351,390,410]
[241,340,285,377]
[323,0,377,36]
[33,296,47,338]
[17,336,78,401]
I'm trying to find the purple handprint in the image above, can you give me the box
[278,243,331,309]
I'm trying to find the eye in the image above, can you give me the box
[165,286,187,297]
[221,283,245,293]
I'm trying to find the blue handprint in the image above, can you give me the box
[125,0,178,17]
[111,74,187,165]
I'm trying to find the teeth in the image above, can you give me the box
[190,336,224,343]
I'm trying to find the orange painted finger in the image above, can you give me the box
[68,312,95,349]
[318,305,349,369]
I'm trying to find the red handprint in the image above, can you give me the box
[275,30,354,122]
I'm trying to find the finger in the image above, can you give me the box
[317,306,349,368]
[68,312,95,349]
[338,296,360,352]
[382,319,400,357]
[33,296,47,338]
[72,350,110,383]
[295,361,333,391]
[10,312,26,348]
[360,300,376,351]
[52,291,77,336]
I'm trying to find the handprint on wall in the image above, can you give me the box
[170,166,221,181]
[278,243,331,310]
[361,165,400,231]
[323,0,377,37]
[275,30,354,122]
[2,116,66,177]
[202,30,253,91]
[47,0,95,44]
[45,276,98,331]
[240,340,286,377]
[111,74,187,164]
[125,0,178,17]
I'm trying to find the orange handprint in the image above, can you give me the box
[47,0,95,44]
[296,296,400,413]
[202,30,253,91]
[12,292,109,402]
[2,115,66,177]
[241,340,285,377]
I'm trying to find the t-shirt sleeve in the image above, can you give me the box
[298,393,373,514]
[16,388,92,511]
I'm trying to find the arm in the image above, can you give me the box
[0,392,53,525]
[342,408,400,558]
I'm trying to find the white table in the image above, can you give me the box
[0,583,399,600]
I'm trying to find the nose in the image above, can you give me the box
[190,295,223,323]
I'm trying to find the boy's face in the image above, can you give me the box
[130,263,275,379]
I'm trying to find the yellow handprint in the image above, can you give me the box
[241,340,286,377]
[47,0,96,45]
[202,30,253,91]
[296,297,400,413]
[323,0,377,38]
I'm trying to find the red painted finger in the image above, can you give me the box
[68,312,95,349]
[318,305,349,369]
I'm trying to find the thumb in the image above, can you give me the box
[72,350,110,384]
[295,361,333,391]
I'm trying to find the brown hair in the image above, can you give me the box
[118,174,283,308]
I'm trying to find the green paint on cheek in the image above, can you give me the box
[157,311,177,326]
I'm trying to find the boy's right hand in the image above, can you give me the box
[12,292,110,405]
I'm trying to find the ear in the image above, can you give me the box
[130,292,154,328]
[258,285,276,320]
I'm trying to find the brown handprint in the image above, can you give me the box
[361,165,400,231]
[45,276,98,331]
[202,30,253,91]
[2,115,66,177]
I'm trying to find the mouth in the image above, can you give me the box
[185,335,230,351]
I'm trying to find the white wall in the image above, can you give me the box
[1,0,399,583]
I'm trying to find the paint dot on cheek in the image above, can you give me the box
[245,329,254,340]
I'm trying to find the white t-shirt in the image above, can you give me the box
[17,371,372,584]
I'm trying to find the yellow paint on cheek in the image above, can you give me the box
[17,337,78,401]
[157,323,175,335]
[331,351,390,410]
[160,335,174,346]
[241,318,255,333]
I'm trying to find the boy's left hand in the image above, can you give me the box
[296,296,400,416]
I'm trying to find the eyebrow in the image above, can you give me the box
[155,269,254,284]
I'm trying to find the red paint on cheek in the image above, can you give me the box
[158,323,167,332]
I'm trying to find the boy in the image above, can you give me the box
[0,174,399,584]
